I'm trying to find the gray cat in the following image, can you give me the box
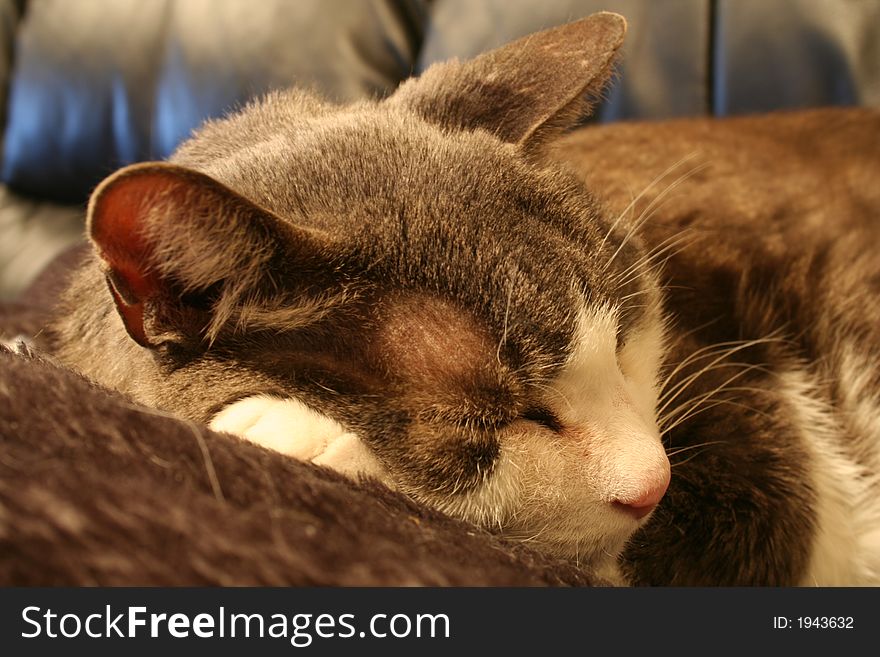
[43,13,880,585]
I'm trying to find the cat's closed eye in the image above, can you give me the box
[521,406,564,433]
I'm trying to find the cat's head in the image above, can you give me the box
[85,13,670,566]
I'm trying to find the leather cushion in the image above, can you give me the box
[3,0,879,203]
[421,0,880,120]
[1,0,425,202]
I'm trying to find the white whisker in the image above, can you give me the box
[496,277,514,364]
[665,440,727,458]
[658,334,786,409]
[659,358,771,421]
[661,387,777,435]
[604,162,709,272]
[596,152,701,257]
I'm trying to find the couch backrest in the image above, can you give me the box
[1,0,878,203]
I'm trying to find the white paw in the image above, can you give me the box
[209,394,390,483]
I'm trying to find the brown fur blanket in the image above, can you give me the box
[0,251,600,586]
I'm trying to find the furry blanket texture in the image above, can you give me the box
[0,250,601,586]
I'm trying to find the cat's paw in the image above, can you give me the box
[209,394,389,483]
[210,394,341,459]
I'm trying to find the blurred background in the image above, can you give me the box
[1,0,878,300]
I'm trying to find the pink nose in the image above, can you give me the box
[613,470,670,520]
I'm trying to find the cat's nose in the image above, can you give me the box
[612,464,670,520]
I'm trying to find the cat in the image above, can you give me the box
[40,12,880,585]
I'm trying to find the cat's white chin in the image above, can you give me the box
[508,503,647,562]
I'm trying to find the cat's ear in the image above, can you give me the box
[87,162,324,349]
[389,12,625,153]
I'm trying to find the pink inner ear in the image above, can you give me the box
[87,162,304,348]
[88,170,177,347]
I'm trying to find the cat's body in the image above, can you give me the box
[39,14,880,585]
[558,109,880,584]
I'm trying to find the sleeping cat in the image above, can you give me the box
[42,12,880,585]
